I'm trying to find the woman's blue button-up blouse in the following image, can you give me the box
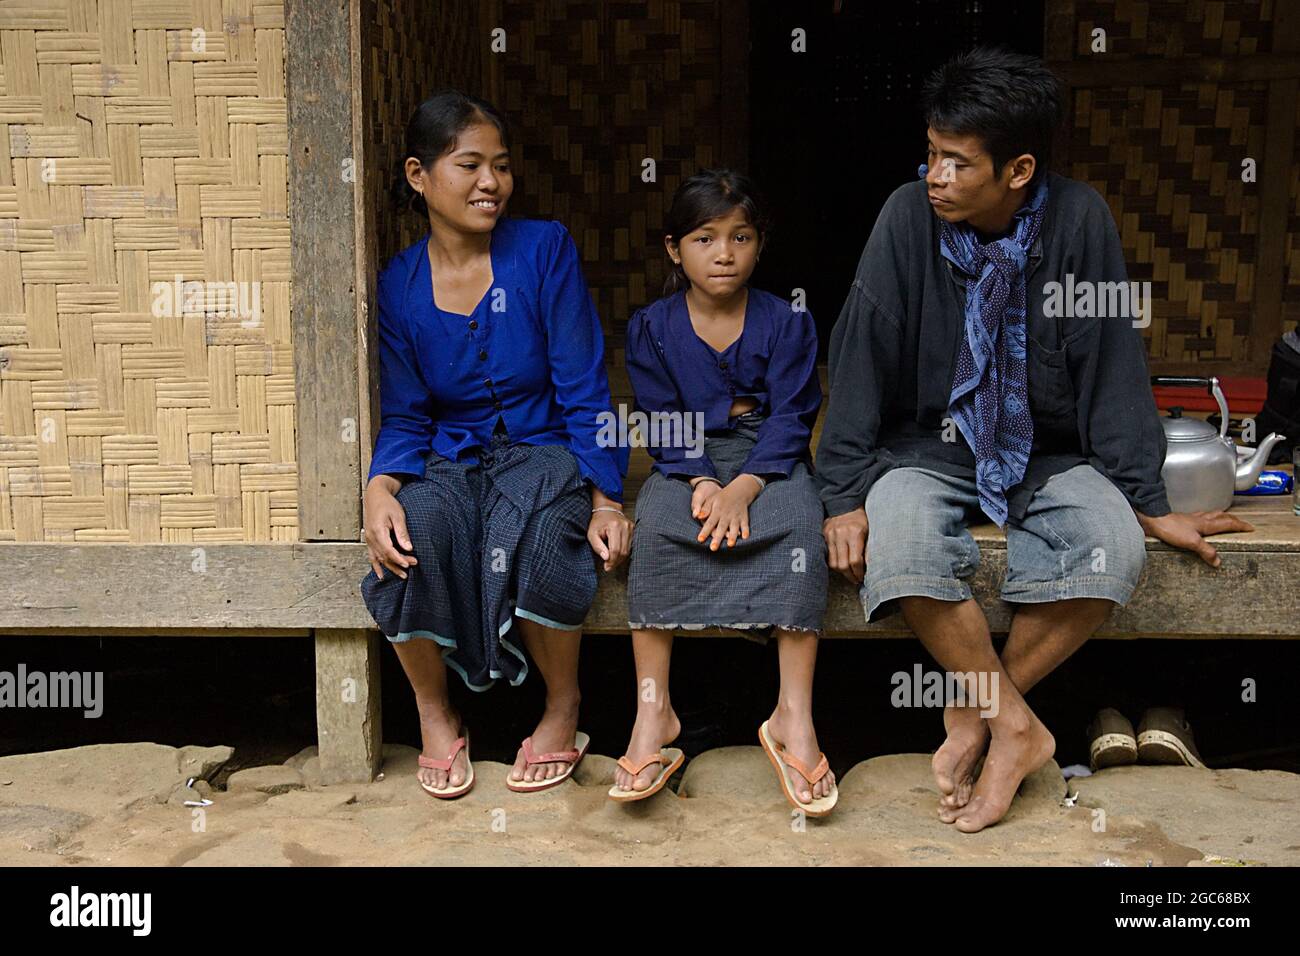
[367,217,627,502]
[625,287,822,481]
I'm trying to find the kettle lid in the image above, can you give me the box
[1162,406,1219,441]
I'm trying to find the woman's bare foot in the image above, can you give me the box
[952,704,1055,833]
[766,705,836,804]
[933,703,990,820]
[417,706,469,791]
[509,693,581,784]
[612,700,681,793]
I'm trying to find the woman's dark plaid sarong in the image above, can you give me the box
[361,429,596,691]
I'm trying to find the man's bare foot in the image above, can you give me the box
[933,703,989,820]
[952,706,1055,833]
[766,705,836,804]
[417,706,469,791]
[510,694,581,784]
[612,701,681,793]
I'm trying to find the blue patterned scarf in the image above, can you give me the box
[930,173,1048,526]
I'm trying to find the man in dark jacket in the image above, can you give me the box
[816,48,1250,833]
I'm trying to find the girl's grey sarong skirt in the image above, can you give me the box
[627,413,828,638]
[360,430,596,691]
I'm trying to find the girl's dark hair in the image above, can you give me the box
[390,89,511,217]
[920,47,1063,188]
[662,169,771,296]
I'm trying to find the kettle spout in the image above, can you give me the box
[1234,433,1287,490]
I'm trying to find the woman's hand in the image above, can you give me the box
[364,476,418,580]
[588,487,632,571]
[1136,509,1254,568]
[696,475,761,551]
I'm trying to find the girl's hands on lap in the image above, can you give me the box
[364,476,418,580]
[696,476,760,551]
[588,487,631,571]
[689,478,722,519]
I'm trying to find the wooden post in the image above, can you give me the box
[314,628,383,784]
[286,0,363,540]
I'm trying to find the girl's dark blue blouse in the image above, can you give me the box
[367,217,627,501]
[625,287,821,480]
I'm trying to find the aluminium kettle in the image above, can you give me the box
[1152,376,1285,513]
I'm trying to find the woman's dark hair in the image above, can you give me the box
[662,169,771,296]
[920,47,1063,188]
[390,90,511,217]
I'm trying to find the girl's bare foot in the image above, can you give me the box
[612,702,681,793]
[509,694,582,784]
[766,705,835,804]
[417,707,469,791]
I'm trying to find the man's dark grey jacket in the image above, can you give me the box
[815,172,1171,522]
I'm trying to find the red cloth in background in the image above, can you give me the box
[1152,377,1267,416]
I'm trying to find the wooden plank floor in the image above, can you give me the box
[0,484,1295,637]
[592,488,1300,637]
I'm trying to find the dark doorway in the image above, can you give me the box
[747,1,1046,354]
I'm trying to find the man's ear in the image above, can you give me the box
[1006,153,1037,190]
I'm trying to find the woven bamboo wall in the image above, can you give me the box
[1056,0,1298,371]
[1068,81,1266,361]
[0,0,294,543]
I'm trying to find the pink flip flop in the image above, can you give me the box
[506,731,591,793]
[417,729,474,799]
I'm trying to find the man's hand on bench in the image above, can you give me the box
[1136,510,1256,568]
[824,507,869,583]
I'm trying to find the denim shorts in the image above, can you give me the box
[861,463,1146,623]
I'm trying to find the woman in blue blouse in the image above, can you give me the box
[361,91,631,799]
[609,170,837,814]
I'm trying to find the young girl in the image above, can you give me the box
[610,170,836,814]
[361,90,631,800]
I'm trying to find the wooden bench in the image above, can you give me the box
[2,488,1296,785]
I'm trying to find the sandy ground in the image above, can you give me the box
[0,742,1296,866]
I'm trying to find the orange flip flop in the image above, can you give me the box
[607,748,685,802]
[506,731,591,793]
[758,720,837,817]
[417,729,474,799]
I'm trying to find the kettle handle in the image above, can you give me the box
[1151,376,1229,440]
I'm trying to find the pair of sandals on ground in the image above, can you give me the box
[417,720,837,816]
